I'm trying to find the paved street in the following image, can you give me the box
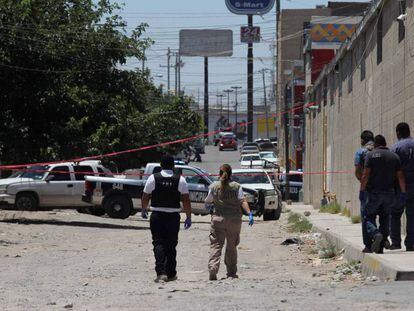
[1,146,414,310]
[195,144,241,173]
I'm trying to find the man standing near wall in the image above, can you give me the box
[354,130,374,253]
[390,123,414,251]
[360,135,406,254]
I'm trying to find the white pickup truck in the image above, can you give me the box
[0,161,111,212]
[82,163,263,219]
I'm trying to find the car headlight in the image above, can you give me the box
[265,189,276,196]
[0,186,7,194]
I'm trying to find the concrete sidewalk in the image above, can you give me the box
[290,204,414,281]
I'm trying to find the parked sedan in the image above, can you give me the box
[232,169,282,221]
[219,137,237,151]
[259,151,279,168]
[240,154,263,169]
[240,145,260,154]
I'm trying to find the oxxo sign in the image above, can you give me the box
[225,0,275,15]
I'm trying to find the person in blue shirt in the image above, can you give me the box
[390,122,414,251]
[354,130,375,253]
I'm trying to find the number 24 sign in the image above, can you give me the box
[241,26,261,43]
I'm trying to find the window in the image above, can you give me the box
[74,165,94,181]
[181,168,204,185]
[399,0,406,42]
[377,12,383,65]
[49,166,70,181]
[360,34,366,81]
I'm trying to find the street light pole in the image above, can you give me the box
[224,89,233,127]
[260,69,270,138]
[231,86,242,134]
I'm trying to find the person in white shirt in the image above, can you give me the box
[141,155,192,283]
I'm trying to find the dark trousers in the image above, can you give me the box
[360,196,371,248]
[390,184,414,247]
[364,192,393,244]
[150,211,180,278]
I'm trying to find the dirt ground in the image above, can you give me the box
[1,209,414,311]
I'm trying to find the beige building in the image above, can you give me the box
[304,0,414,214]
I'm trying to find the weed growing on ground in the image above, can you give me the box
[319,203,341,214]
[287,213,313,233]
[317,239,338,259]
[341,207,351,217]
[351,215,361,224]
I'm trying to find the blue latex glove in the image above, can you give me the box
[400,193,407,205]
[184,218,192,230]
[359,191,366,202]
[248,212,254,226]
[141,208,148,219]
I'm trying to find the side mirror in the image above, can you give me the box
[45,174,54,182]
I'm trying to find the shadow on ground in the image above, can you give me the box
[0,218,149,230]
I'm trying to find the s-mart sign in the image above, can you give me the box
[225,0,275,15]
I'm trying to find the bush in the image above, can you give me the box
[319,203,341,214]
[287,213,313,233]
[351,215,361,224]
[341,207,351,218]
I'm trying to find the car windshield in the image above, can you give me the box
[233,173,270,184]
[260,153,275,159]
[290,174,303,182]
[244,147,258,151]
[242,155,260,161]
[20,165,48,180]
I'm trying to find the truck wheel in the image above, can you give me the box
[15,193,38,211]
[263,209,281,221]
[104,195,131,219]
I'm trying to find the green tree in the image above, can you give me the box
[0,0,201,171]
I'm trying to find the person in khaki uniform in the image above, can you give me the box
[205,164,254,281]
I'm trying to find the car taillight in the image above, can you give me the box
[85,181,93,193]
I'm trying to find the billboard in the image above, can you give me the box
[179,29,233,57]
[225,0,275,15]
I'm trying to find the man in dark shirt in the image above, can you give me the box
[354,130,375,252]
[360,135,406,253]
[390,123,414,251]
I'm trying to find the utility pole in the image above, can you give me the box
[174,52,178,95]
[276,0,281,140]
[178,52,182,96]
[224,89,233,127]
[217,94,224,118]
[231,86,242,134]
[204,57,209,138]
[142,47,146,72]
[159,48,173,93]
[247,14,254,141]
[260,69,270,138]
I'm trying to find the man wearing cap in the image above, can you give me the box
[390,123,414,251]
[141,155,192,283]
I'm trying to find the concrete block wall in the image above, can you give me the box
[304,0,414,214]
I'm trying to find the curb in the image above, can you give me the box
[290,207,414,281]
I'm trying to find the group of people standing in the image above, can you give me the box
[141,156,253,282]
[355,122,414,254]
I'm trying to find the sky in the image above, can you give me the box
[117,0,367,111]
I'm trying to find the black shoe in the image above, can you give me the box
[362,247,372,253]
[389,244,402,250]
[406,246,414,252]
[167,275,177,282]
[371,233,384,253]
[384,239,391,249]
